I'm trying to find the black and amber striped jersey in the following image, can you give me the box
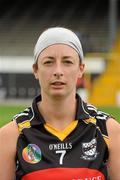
[14,94,111,180]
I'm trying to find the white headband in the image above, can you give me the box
[34,27,84,63]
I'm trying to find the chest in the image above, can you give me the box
[16,123,108,179]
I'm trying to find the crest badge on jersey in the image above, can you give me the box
[22,144,42,164]
[80,138,98,160]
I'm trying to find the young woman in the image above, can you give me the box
[0,27,120,180]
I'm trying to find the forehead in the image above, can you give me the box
[39,44,79,58]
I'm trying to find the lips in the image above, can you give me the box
[51,82,65,85]
[50,81,66,89]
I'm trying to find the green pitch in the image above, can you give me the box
[0,105,26,127]
[0,105,120,128]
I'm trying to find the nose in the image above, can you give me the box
[54,73,63,78]
[53,62,63,78]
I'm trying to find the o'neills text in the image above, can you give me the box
[49,142,72,150]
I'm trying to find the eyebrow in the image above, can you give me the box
[42,56,74,60]
[42,56,54,60]
[62,56,74,59]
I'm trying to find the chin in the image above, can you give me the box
[50,91,67,98]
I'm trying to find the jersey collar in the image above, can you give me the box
[31,94,90,126]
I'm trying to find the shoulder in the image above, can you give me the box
[13,106,34,132]
[13,107,33,123]
[0,120,19,138]
[86,103,120,136]
[0,121,19,150]
[86,103,111,120]
[0,121,19,179]
[85,103,112,135]
[0,106,32,149]
[106,117,120,144]
[106,117,120,153]
[106,118,120,178]
[0,121,19,170]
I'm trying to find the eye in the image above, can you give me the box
[43,60,53,65]
[63,60,73,64]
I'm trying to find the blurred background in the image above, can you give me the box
[0,0,120,126]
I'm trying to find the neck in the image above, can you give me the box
[38,93,77,130]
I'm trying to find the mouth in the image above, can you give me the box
[50,81,66,88]
[51,81,65,85]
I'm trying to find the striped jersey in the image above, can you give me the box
[14,94,111,180]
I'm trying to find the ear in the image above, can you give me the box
[78,63,85,78]
[32,64,39,79]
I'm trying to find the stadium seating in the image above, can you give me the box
[0,0,120,105]
[0,0,110,56]
[89,33,120,106]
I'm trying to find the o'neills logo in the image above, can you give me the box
[72,175,102,180]
[49,142,72,151]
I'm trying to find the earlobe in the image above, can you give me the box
[79,64,85,78]
[32,64,38,79]
[34,73,39,80]
[78,72,83,78]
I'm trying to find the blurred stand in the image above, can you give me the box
[0,0,120,106]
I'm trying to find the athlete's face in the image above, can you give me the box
[33,44,85,99]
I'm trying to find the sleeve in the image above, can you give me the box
[12,107,32,133]
[86,104,113,137]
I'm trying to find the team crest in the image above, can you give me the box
[81,138,98,160]
[22,144,42,164]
